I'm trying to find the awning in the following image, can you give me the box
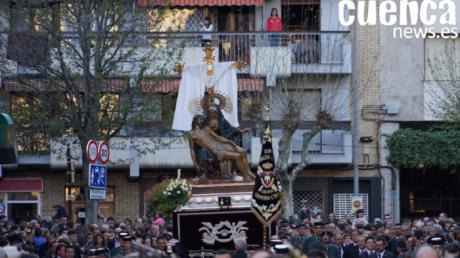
[2,77,264,93]
[138,0,263,6]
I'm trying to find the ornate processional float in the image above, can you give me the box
[170,45,283,256]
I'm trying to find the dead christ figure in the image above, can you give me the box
[189,114,255,180]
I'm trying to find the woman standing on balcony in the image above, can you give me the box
[199,17,213,47]
[267,8,283,46]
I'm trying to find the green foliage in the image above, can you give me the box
[387,129,460,169]
[1,1,184,141]
[146,175,191,221]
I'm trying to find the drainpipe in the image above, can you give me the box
[378,165,397,221]
[375,121,384,219]
[376,166,385,219]
[375,120,396,220]
[375,120,397,221]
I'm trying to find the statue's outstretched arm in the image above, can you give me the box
[209,129,236,146]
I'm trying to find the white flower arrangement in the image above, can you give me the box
[162,169,192,199]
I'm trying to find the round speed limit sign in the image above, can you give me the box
[98,141,110,164]
[86,140,99,163]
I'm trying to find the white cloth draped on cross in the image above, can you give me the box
[172,62,239,131]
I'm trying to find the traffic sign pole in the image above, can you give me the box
[86,139,99,225]
[86,140,110,223]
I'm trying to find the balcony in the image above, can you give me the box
[250,129,352,165]
[47,129,351,169]
[3,31,351,77]
[152,31,352,75]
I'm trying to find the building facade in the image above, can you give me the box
[378,6,460,220]
[0,0,385,222]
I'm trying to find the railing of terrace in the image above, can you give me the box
[4,31,349,68]
[144,31,350,65]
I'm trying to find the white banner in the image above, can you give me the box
[172,62,238,131]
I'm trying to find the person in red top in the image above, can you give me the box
[266,8,282,46]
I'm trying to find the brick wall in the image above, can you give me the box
[42,173,68,218]
[108,172,140,221]
[3,170,140,221]
[356,9,380,167]
[296,17,381,179]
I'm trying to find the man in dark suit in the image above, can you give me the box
[374,238,395,258]
[333,233,345,258]
[387,224,402,255]
[359,237,376,258]
[345,236,366,258]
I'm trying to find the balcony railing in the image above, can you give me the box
[148,31,350,66]
[4,31,351,74]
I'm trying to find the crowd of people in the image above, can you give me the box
[0,209,184,258]
[266,206,460,258]
[0,204,459,258]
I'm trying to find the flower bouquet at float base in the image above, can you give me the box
[163,169,192,204]
[146,169,192,221]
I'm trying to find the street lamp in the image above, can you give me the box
[66,144,75,220]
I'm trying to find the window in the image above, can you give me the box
[409,190,441,213]
[64,187,115,222]
[10,94,52,154]
[282,2,320,32]
[7,2,60,67]
[128,93,177,136]
[271,89,321,121]
[132,95,162,122]
[333,193,368,219]
[147,8,203,32]
[239,92,265,123]
[8,192,39,201]
[217,7,255,32]
[293,191,323,214]
[321,130,344,154]
[291,130,344,154]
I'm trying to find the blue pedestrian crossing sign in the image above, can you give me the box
[89,164,107,189]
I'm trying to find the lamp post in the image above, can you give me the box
[66,144,75,221]
[352,2,360,197]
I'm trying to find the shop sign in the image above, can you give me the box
[0,178,43,192]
